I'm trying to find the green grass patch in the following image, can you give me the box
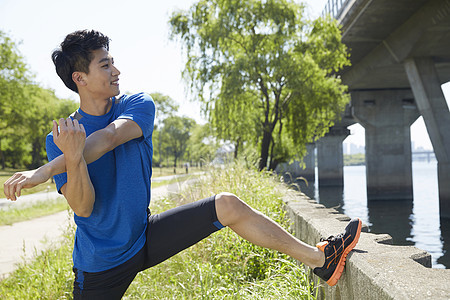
[344,154,365,166]
[152,166,204,177]
[0,163,316,299]
[0,197,69,226]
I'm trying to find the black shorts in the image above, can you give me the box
[73,195,224,300]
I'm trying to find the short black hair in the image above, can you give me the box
[51,30,110,93]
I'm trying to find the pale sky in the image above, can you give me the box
[0,0,446,150]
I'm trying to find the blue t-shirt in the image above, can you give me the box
[46,93,155,272]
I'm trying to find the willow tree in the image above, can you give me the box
[170,0,350,170]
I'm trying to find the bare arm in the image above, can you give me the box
[52,118,94,217]
[3,118,142,202]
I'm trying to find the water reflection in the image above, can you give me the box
[318,186,344,212]
[438,218,450,267]
[367,200,414,245]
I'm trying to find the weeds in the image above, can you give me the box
[124,163,315,299]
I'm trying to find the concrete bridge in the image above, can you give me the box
[305,0,450,219]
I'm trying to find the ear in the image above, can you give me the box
[72,72,87,87]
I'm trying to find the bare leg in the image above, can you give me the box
[215,192,325,269]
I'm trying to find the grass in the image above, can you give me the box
[0,216,75,299]
[0,196,69,226]
[152,166,204,177]
[0,163,316,299]
[151,172,200,189]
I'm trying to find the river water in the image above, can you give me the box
[296,160,449,269]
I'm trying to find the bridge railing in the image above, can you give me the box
[322,0,351,18]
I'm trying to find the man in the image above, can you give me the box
[3,30,362,299]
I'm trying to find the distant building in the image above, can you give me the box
[344,142,365,155]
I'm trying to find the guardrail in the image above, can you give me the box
[322,0,351,18]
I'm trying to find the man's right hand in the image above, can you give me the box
[53,118,86,162]
[3,167,51,201]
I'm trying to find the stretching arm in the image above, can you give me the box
[48,118,142,176]
[3,118,142,201]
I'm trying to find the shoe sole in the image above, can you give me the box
[326,218,362,286]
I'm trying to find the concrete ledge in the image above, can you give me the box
[281,189,450,300]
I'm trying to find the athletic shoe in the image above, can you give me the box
[313,218,362,286]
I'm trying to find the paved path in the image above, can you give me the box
[0,174,197,279]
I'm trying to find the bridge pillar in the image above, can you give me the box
[405,57,450,219]
[317,127,349,186]
[351,89,420,201]
[302,143,316,181]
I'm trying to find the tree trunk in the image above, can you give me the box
[234,138,241,159]
[30,139,42,169]
[0,138,5,169]
[259,129,272,171]
[173,156,177,173]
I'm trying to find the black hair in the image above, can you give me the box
[51,30,110,93]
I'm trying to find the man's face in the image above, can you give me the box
[83,47,121,99]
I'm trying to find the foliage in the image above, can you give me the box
[0,164,316,299]
[26,87,78,168]
[150,92,179,126]
[151,92,180,167]
[186,123,218,166]
[0,30,29,169]
[344,153,365,166]
[170,0,350,171]
[161,115,196,170]
[0,30,78,169]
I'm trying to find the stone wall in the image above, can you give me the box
[282,189,449,299]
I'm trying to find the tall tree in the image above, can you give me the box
[25,86,78,168]
[150,92,179,126]
[0,30,30,169]
[170,0,350,170]
[161,116,196,172]
[0,30,77,169]
[150,92,179,166]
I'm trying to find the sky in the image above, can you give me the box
[0,0,447,150]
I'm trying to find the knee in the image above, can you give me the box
[215,192,249,223]
[216,192,240,207]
